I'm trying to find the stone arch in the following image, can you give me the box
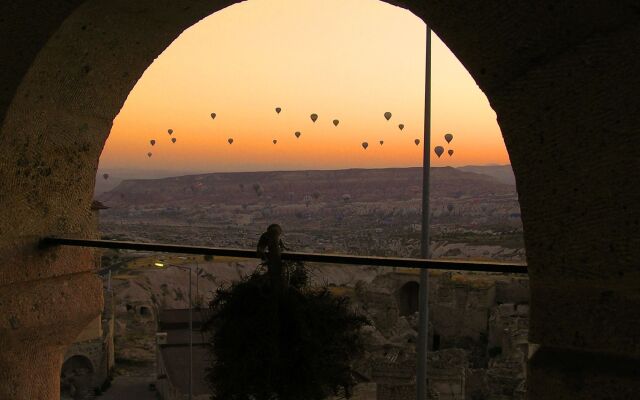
[396,281,420,317]
[1,1,639,400]
[61,355,94,376]
[60,355,94,399]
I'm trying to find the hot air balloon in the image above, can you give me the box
[362,142,369,150]
[171,138,177,144]
[415,139,421,146]
[150,139,156,146]
[448,149,454,156]
[379,140,384,145]
[273,139,278,144]
[444,133,453,143]
[447,203,454,213]
[168,129,173,135]
[103,173,109,180]
[147,152,152,158]
[275,107,281,114]
[228,138,234,144]
[295,131,301,138]
[333,119,340,127]
[210,113,216,120]
[310,114,318,123]
[434,146,444,157]
[398,124,404,131]
[384,112,392,121]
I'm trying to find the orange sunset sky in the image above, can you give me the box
[99,0,510,174]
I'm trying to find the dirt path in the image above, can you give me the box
[100,376,157,400]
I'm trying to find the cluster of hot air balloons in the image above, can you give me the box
[234,108,411,149]
[144,128,179,158]
[433,133,455,158]
[146,106,427,161]
[359,111,413,150]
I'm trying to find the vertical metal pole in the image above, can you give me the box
[189,267,193,400]
[417,26,432,400]
[196,266,199,308]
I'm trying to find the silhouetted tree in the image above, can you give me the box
[204,262,368,400]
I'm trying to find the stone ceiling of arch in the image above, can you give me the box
[3,0,638,128]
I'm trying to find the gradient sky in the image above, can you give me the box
[99,0,510,174]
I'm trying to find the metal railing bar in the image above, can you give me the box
[40,237,528,274]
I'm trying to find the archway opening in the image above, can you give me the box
[397,281,420,317]
[432,332,441,351]
[90,0,526,397]
[96,0,521,260]
[60,355,94,399]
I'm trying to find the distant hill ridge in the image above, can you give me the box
[458,165,515,185]
[99,166,515,208]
